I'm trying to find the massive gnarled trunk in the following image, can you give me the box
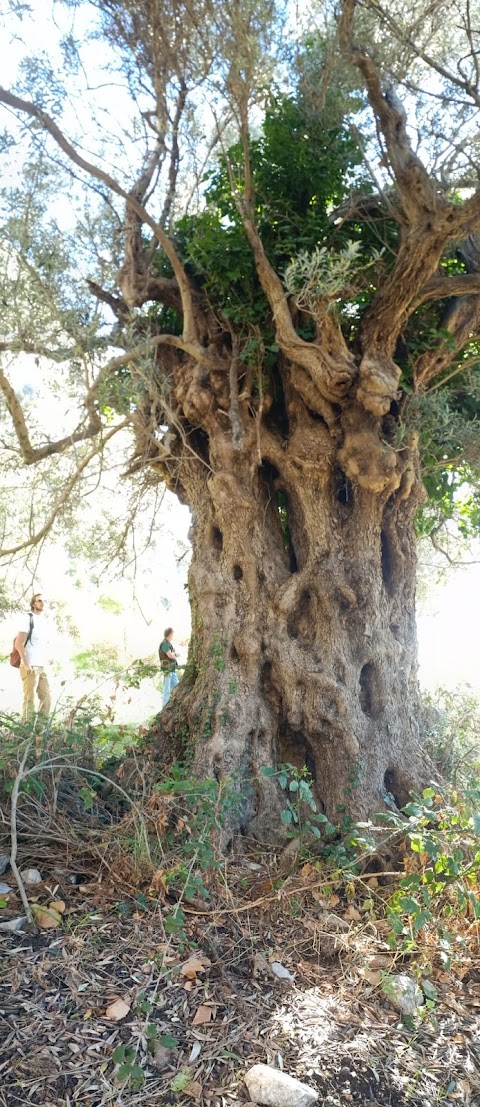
[4,2,475,836]
[154,358,428,838]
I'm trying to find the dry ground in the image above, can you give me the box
[1,848,479,1107]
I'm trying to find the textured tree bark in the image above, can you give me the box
[3,0,480,844]
[153,366,429,841]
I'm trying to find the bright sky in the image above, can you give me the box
[417,554,480,693]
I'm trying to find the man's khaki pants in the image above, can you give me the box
[20,665,51,722]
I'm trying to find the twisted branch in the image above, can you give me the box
[0,87,199,348]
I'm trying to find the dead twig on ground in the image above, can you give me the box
[9,739,38,932]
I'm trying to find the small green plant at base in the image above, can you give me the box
[154,766,246,878]
[164,906,187,947]
[170,1070,193,1093]
[379,785,480,963]
[78,785,96,812]
[158,1033,180,1049]
[260,763,336,840]
[112,1045,144,1090]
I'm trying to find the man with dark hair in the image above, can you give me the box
[14,593,52,722]
[159,626,179,707]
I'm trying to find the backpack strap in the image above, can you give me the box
[25,613,34,647]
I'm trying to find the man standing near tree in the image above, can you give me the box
[159,627,179,707]
[14,593,52,722]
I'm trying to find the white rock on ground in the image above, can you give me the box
[0,916,27,932]
[19,868,42,884]
[270,961,296,981]
[381,974,424,1016]
[244,1063,319,1107]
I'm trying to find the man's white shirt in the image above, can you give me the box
[18,613,51,666]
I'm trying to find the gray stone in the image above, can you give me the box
[0,916,27,932]
[151,1044,173,1071]
[19,868,42,884]
[0,883,12,895]
[244,1064,319,1107]
[270,961,295,981]
[0,855,10,875]
[381,973,424,1016]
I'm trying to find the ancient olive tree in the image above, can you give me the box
[1,0,480,834]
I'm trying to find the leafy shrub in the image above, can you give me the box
[154,766,246,873]
[380,785,480,967]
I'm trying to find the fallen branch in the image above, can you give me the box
[9,740,38,932]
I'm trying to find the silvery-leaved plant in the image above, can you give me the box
[284,240,384,313]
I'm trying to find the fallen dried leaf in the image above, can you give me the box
[191,1004,214,1026]
[188,1041,202,1064]
[49,899,66,914]
[180,954,211,980]
[252,952,270,976]
[184,1081,203,1099]
[311,890,330,907]
[31,904,62,929]
[149,869,168,895]
[343,905,362,922]
[105,998,131,1021]
[361,968,382,986]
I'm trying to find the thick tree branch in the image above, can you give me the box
[0,87,199,346]
[0,421,128,558]
[240,211,356,403]
[329,189,401,228]
[452,191,480,237]
[357,236,480,405]
[98,331,225,373]
[114,272,183,312]
[414,230,480,386]
[364,0,480,109]
[359,229,455,355]
[0,365,102,462]
[337,0,462,369]
[1,334,222,466]
[417,272,480,306]
[413,297,480,389]
[120,135,168,309]
[160,80,188,228]
[339,0,444,223]
[86,279,131,323]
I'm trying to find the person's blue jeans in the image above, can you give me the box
[162,669,179,707]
